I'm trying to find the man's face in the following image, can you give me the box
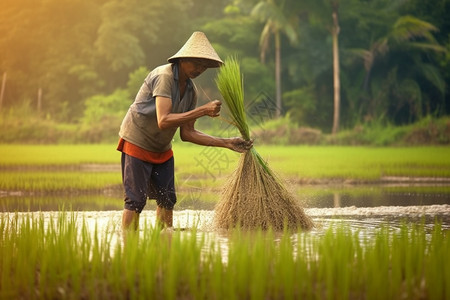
[181,58,210,78]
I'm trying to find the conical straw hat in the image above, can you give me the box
[168,31,223,68]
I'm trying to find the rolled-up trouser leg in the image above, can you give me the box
[148,157,177,210]
[121,153,177,213]
[122,153,153,213]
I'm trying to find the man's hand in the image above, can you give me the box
[227,137,253,153]
[202,100,221,117]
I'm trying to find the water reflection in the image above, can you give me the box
[299,185,450,208]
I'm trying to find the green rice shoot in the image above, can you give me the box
[214,57,313,230]
[0,212,448,299]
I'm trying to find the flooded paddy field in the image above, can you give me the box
[1,177,449,230]
[1,144,449,299]
[2,185,449,241]
[1,144,449,254]
[6,204,446,233]
[2,204,448,268]
[2,179,449,265]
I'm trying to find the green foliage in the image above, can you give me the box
[0,0,102,119]
[81,89,130,124]
[95,0,159,72]
[201,7,270,99]
[0,101,78,143]
[345,13,447,126]
[240,57,274,99]
[127,66,150,97]
[0,0,449,133]
[77,89,131,143]
[331,116,450,146]
[251,114,307,145]
[283,87,317,126]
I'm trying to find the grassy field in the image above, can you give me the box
[0,212,448,299]
[0,144,120,166]
[2,144,450,172]
[1,143,449,191]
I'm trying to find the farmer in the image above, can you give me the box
[117,31,252,232]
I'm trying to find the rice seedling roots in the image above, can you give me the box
[214,150,314,231]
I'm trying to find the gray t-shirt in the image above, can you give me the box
[119,63,197,152]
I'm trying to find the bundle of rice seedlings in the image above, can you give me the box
[214,57,313,231]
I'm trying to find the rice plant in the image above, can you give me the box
[214,57,313,230]
[0,212,448,299]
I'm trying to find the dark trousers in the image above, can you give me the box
[121,152,176,213]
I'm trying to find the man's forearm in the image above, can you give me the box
[157,107,206,130]
[181,128,228,148]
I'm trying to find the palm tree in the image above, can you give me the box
[351,15,446,122]
[293,0,343,134]
[330,1,340,134]
[251,0,298,118]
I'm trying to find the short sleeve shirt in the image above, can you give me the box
[119,63,197,152]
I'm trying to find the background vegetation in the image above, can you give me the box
[1,0,449,144]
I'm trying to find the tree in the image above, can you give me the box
[330,1,340,134]
[251,0,298,117]
[0,0,103,119]
[351,15,446,123]
[201,3,273,100]
[292,0,344,133]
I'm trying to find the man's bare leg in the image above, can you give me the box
[122,209,139,232]
[156,206,173,228]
